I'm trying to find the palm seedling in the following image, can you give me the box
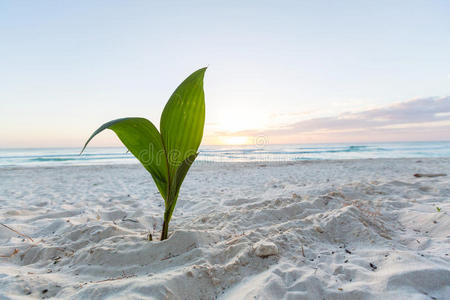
[81,68,206,240]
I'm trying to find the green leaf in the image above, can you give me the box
[160,67,206,176]
[174,153,198,198]
[81,117,169,200]
[165,153,198,234]
[159,68,206,235]
[169,153,198,206]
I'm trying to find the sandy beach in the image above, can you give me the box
[0,158,449,299]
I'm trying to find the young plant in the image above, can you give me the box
[81,68,206,240]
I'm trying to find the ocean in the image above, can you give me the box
[0,141,449,168]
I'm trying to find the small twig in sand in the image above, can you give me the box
[0,222,34,242]
[0,242,40,259]
[92,274,136,284]
[0,223,43,259]
[121,216,138,223]
[414,173,447,178]
[301,245,305,257]
[0,248,19,258]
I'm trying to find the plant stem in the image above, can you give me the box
[161,219,169,240]
[161,196,175,240]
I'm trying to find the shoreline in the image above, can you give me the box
[1,156,449,170]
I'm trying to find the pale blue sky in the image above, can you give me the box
[1,0,449,147]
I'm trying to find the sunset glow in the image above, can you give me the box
[219,136,251,145]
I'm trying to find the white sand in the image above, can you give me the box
[0,158,449,299]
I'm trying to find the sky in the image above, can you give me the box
[1,0,449,147]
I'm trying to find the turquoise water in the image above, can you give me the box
[0,142,449,168]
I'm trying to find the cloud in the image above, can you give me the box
[223,96,450,143]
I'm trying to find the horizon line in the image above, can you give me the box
[1,139,450,150]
